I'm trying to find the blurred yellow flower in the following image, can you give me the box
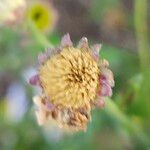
[0,0,26,24]
[27,1,57,32]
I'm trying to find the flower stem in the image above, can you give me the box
[134,0,150,71]
[105,99,149,147]
[27,20,54,48]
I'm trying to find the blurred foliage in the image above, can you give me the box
[90,0,119,20]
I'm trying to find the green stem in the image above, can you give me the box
[27,20,54,48]
[105,99,149,147]
[134,0,150,71]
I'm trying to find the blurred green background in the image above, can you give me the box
[0,0,150,149]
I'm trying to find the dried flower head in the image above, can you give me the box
[39,47,99,109]
[29,34,114,132]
